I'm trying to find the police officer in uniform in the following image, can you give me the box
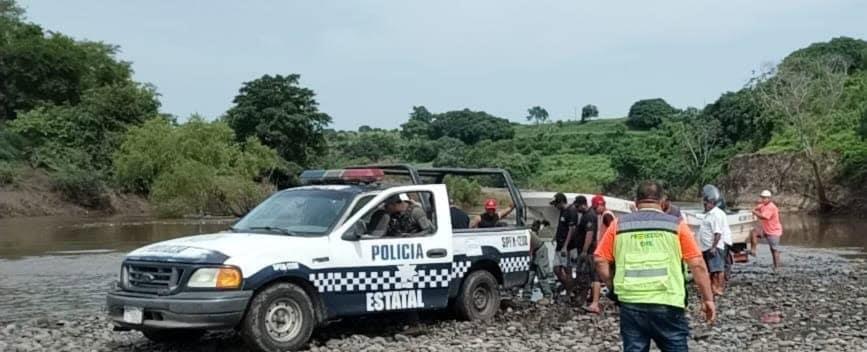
[368,194,434,237]
[594,181,716,351]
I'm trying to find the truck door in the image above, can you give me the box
[321,185,453,316]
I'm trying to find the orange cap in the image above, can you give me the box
[484,198,497,210]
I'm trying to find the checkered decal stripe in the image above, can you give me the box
[499,255,530,273]
[308,268,453,293]
[307,255,530,293]
[451,261,471,280]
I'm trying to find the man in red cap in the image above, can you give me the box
[585,194,616,314]
[471,198,515,228]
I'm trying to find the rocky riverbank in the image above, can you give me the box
[1,247,866,352]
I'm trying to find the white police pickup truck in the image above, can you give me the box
[107,167,531,352]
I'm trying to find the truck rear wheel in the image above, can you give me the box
[241,282,315,352]
[455,270,500,321]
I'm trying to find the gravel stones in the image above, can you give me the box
[1,247,865,351]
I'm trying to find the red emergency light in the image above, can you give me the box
[299,168,385,184]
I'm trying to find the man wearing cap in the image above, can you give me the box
[698,188,727,295]
[585,194,616,314]
[471,198,515,228]
[751,190,783,271]
[595,181,716,351]
[551,192,579,298]
[368,194,433,237]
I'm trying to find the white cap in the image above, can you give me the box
[398,193,411,202]
[760,190,772,198]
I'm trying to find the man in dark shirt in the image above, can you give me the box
[551,192,579,298]
[661,195,682,219]
[449,198,470,229]
[574,196,598,311]
[574,196,598,256]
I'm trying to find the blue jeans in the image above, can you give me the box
[620,303,689,352]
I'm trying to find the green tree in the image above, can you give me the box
[428,109,514,144]
[114,117,284,216]
[358,125,372,132]
[400,106,433,139]
[0,0,24,20]
[752,56,851,212]
[784,36,867,73]
[664,108,724,187]
[224,74,331,167]
[9,82,160,171]
[626,98,677,130]
[337,132,401,162]
[525,106,549,124]
[0,16,132,121]
[581,104,599,123]
[702,90,769,148]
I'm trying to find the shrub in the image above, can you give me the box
[149,160,214,217]
[149,161,273,218]
[0,161,20,186]
[119,118,284,217]
[0,129,26,161]
[49,165,109,209]
[444,175,482,207]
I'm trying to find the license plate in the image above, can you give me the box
[123,306,143,324]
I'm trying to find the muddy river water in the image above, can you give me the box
[0,213,865,322]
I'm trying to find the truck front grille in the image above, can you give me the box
[124,263,184,294]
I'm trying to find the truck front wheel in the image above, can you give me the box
[241,283,315,352]
[455,270,500,321]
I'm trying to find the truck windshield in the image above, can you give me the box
[232,189,354,236]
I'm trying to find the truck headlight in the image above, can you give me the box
[187,267,242,289]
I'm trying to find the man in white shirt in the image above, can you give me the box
[697,194,727,296]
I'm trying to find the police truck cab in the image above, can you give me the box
[107,166,531,352]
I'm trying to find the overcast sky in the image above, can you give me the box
[21,1,867,130]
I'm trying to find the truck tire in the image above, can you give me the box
[241,282,315,352]
[142,329,204,343]
[455,270,500,321]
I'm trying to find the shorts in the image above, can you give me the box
[765,235,782,252]
[555,248,578,267]
[702,248,724,273]
[759,232,783,252]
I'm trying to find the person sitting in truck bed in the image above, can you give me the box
[471,198,515,228]
[367,194,434,237]
[449,198,470,229]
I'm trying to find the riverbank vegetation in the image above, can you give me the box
[1,0,865,216]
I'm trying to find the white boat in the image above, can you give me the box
[520,191,756,257]
[521,191,635,226]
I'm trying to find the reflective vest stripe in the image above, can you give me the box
[624,268,668,278]
[617,220,678,233]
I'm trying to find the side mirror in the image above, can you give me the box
[341,222,365,241]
